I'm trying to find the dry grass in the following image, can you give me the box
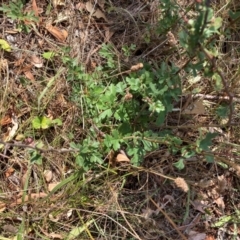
[0,0,240,239]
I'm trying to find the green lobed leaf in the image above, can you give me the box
[199,132,218,151]
[173,158,185,170]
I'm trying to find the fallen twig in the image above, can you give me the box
[0,141,79,154]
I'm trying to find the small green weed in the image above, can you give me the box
[62,1,232,172]
[0,0,38,32]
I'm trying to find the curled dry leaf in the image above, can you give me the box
[24,70,35,81]
[45,24,68,42]
[2,114,18,142]
[44,170,53,183]
[67,209,73,218]
[31,55,43,68]
[130,63,143,71]
[116,153,130,163]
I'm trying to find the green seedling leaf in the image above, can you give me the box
[32,117,62,129]
[32,116,52,129]
[98,109,112,121]
[173,158,185,170]
[42,51,56,60]
[149,100,165,113]
[0,39,11,52]
[199,132,218,151]
[229,10,240,20]
[30,142,43,164]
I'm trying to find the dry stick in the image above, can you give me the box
[192,94,240,103]
[0,141,79,154]
[150,198,188,240]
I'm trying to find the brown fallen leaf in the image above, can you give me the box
[31,55,43,68]
[116,153,130,163]
[32,0,39,17]
[1,114,18,142]
[0,114,12,126]
[182,99,205,114]
[45,24,68,42]
[214,197,225,210]
[103,25,114,41]
[24,70,35,81]
[86,1,108,21]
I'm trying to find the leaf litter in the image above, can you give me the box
[0,0,240,239]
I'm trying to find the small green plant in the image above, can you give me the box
[0,0,39,32]
[122,44,136,57]
[63,1,230,172]
[32,116,62,130]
